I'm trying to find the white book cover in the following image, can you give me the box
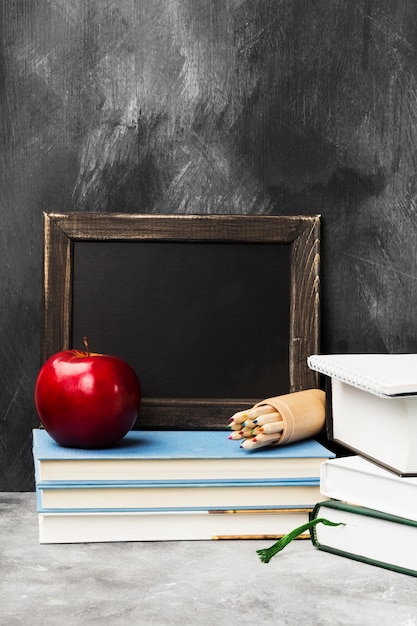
[312,500,417,577]
[308,354,417,475]
[320,455,417,520]
[38,508,312,544]
[307,353,417,397]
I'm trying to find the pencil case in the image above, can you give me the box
[254,389,325,444]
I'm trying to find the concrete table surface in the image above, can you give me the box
[1,492,417,626]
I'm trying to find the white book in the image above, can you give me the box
[320,455,417,520]
[308,353,417,475]
[38,508,312,544]
[308,353,417,397]
[311,500,417,577]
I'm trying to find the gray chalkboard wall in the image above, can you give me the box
[2,1,417,490]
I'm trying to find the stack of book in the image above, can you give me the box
[308,353,417,577]
[32,428,334,544]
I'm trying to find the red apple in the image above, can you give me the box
[34,340,141,448]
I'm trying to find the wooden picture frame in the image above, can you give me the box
[41,212,320,429]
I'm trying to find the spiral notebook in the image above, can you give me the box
[307,353,417,398]
[307,353,417,475]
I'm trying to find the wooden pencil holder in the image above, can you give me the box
[254,389,325,444]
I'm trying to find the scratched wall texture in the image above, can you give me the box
[1,0,417,489]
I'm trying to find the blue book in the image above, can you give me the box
[35,476,324,513]
[32,428,334,484]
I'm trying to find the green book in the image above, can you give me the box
[311,500,417,578]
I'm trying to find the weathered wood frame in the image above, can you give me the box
[42,212,321,429]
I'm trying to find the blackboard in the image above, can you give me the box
[42,213,321,429]
[72,240,290,399]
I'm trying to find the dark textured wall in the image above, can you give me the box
[2,1,417,490]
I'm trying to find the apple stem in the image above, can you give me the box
[83,336,90,356]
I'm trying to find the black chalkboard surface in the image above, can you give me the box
[42,213,320,429]
[72,240,290,400]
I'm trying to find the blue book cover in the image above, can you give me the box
[33,428,333,461]
[32,428,335,483]
[35,485,319,514]
[35,476,322,512]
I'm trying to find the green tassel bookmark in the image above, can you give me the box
[256,517,344,563]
